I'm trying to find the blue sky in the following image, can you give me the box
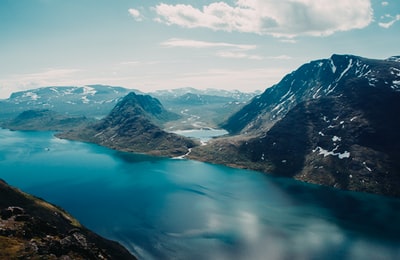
[0,0,399,98]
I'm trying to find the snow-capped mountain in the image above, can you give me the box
[150,87,260,130]
[0,85,131,119]
[223,54,400,134]
[150,87,260,102]
[191,54,400,197]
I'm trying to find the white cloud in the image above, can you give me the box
[216,51,263,60]
[154,0,373,38]
[0,68,82,99]
[128,8,143,21]
[379,14,400,28]
[161,38,256,50]
[161,38,260,60]
[267,55,292,60]
[381,1,389,6]
[170,67,291,91]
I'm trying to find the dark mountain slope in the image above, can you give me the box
[59,92,196,157]
[239,86,400,196]
[191,54,400,196]
[0,179,135,259]
[223,54,400,135]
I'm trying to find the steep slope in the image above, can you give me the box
[59,92,196,157]
[223,54,400,134]
[0,85,131,119]
[0,179,135,259]
[191,54,400,196]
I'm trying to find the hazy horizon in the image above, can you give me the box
[1,0,399,99]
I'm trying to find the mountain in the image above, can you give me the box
[0,179,135,259]
[58,92,197,157]
[191,54,400,197]
[0,85,131,119]
[223,54,400,135]
[151,87,260,130]
[151,87,260,102]
[1,109,91,131]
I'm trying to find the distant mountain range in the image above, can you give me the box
[1,54,399,196]
[0,85,131,119]
[191,54,400,197]
[150,87,260,102]
[0,85,259,129]
[151,87,260,130]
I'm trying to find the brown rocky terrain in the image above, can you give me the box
[0,179,136,259]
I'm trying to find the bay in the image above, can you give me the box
[0,128,399,259]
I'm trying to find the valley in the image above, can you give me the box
[2,54,399,196]
[1,53,400,259]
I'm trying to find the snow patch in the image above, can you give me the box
[63,88,74,95]
[50,88,59,94]
[280,88,292,101]
[82,86,97,96]
[313,146,350,159]
[329,59,337,74]
[336,59,353,82]
[363,162,372,172]
[390,67,400,76]
[322,116,330,123]
[23,92,39,101]
[272,103,281,112]
[81,96,90,104]
[332,136,341,142]
[312,86,323,99]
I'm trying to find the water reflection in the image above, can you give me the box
[0,129,399,260]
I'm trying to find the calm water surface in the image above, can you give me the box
[0,129,399,260]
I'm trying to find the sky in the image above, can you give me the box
[0,0,399,98]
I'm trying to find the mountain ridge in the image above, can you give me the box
[223,54,400,135]
[58,92,197,157]
[191,54,400,197]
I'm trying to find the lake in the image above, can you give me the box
[0,128,399,259]
[171,128,228,143]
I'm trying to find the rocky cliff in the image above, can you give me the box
[0,179,136,259]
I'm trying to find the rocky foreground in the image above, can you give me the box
[0,179,136,260]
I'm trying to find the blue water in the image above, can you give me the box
[172,128,228,142]
[0,128,399,260]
